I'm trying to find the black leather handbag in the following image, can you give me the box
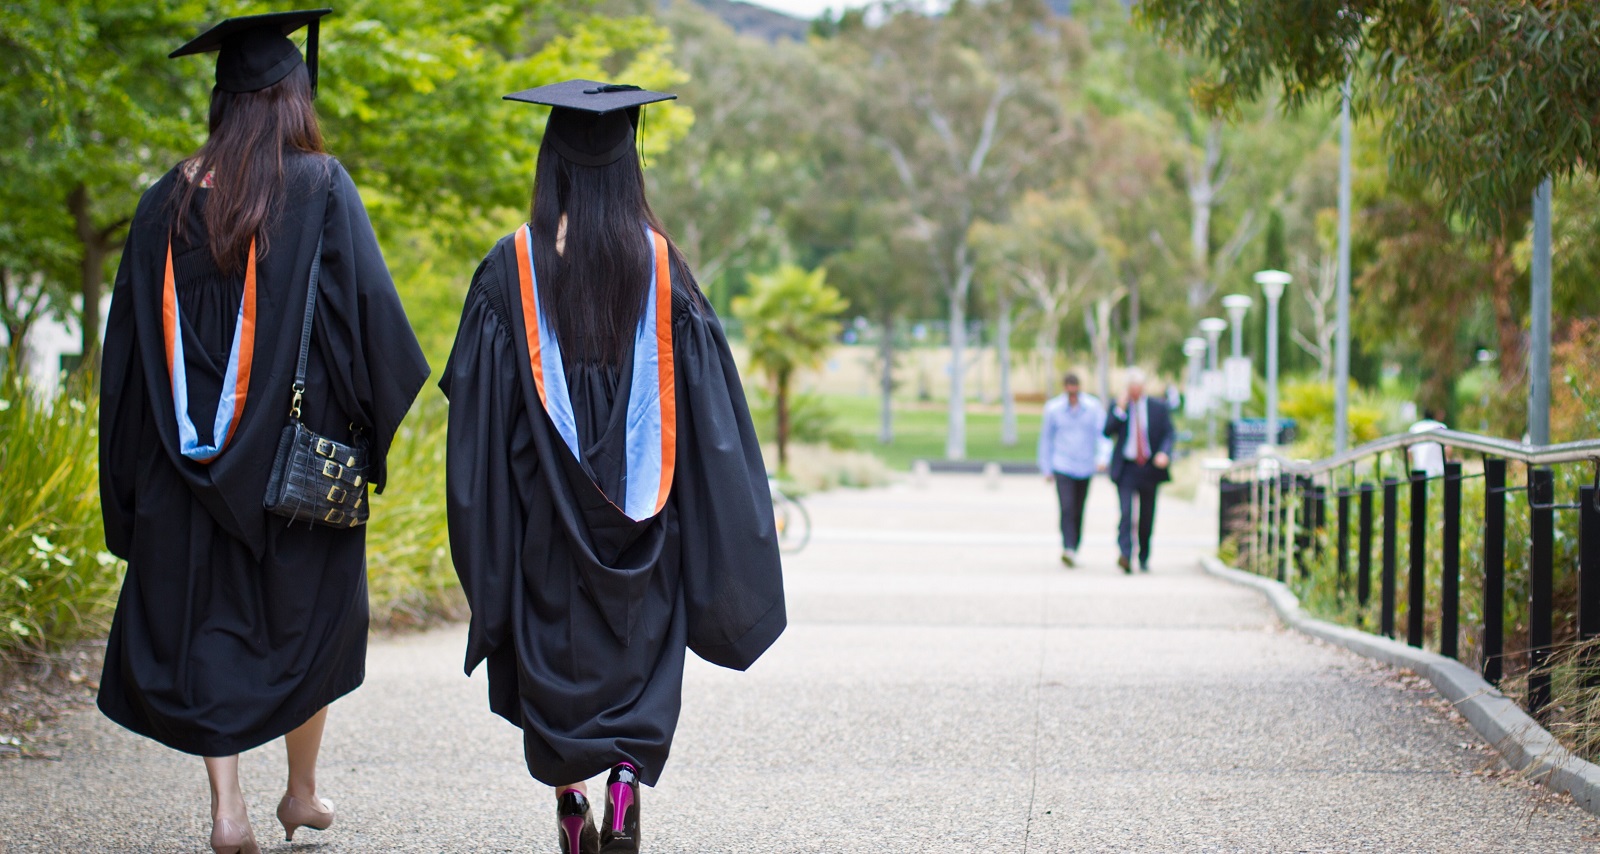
[263,236,372,528]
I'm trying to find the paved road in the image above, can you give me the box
[4,474,1598,852]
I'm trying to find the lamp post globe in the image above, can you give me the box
[1253,270,1292,450]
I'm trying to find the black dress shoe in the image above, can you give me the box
[601,762,641,853]
[1139,561,1150,573]
[557,790,600,854]
[1118,555,1131,573]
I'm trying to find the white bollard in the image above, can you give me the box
[912,459,931,489]
[983,461,1002,490]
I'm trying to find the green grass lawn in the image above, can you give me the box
[823,394,1042,470]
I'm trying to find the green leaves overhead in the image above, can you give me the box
[1,0,686,358]
[1137,0,1600,235]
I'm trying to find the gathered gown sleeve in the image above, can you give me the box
[315,160,429,493]
[98,224,150,560]
[440,255,539,676]
[670,272,787,671]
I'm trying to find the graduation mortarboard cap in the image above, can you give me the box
[504,80,677,167]
[170,8,331,95]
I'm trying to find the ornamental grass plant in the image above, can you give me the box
[0,372,123,655]
[362,392,464,630]
[0,368,464,655]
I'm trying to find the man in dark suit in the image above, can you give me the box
[1103,368,1175,573]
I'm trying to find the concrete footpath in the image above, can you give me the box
[3,474,1599,852]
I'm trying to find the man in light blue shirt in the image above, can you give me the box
[1038,372,1104,566]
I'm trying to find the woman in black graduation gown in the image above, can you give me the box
[96,10,428,854]
[441,80,786,854]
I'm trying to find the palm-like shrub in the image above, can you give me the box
[731,265,847,471]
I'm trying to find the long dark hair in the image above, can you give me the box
[530,138,683,366]
[173,63,324,276]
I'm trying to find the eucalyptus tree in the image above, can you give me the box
[817,0,1086,460]
[647,2,821,309]
[1139,0,1600,428]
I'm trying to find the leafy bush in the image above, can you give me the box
[1277,378,1390,458]
[364,392,464,630]
[749,387,854,451]
[0,373,123,654]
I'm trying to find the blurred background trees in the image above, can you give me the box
[7,0,1600,650]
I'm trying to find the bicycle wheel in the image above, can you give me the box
[773,491,811,553]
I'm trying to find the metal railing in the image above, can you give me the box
[1216,430,1600,722]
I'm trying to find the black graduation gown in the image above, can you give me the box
[97,154,429,757]
[440,232,786,787]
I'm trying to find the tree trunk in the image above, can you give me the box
[878,316,894,445]
[1088,296,1117,404]
[69,183,120,373]
[998,293,1016,447]
[944,256,974,461]
[1124,272,1140,368]
[1487,235,1524,389]
[1186,119,1224,309]
[946,292,968,460]
[775,369,791,472]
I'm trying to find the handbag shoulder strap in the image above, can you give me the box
[288,234,325,420]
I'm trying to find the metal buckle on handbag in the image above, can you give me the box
[327,485,347,503]
[322,460,343,479]
[316,438,336,458]
[324,508,346,525]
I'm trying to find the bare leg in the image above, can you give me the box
[556,782,588,798]
[284,706,329,802]
[205,755,247,821]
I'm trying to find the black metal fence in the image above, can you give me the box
[1218,430,1600,722]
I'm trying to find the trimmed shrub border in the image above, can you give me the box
[1200,555,1600,816]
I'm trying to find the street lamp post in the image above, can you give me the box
[1255,270,1292,452]
[1198,317,1228,450]
[1182,336,1208,419]
[1221,294,1253,423]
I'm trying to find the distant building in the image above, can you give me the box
[1,295,110,397]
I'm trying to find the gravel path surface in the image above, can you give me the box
[3,473,1598,852]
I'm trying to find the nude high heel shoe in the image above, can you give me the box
[209,815,261,854]
[276,793,336,841]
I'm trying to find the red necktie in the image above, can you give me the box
[1134,404,1149,466]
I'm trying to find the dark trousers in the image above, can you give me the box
[1052,473,1091,552]
[1116,476,1160,563]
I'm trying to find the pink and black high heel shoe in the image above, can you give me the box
[600,762,641,853]
[557,789,601,854]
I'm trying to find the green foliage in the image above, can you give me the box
[0,373,123,653]
[1,0,211,359]
[1246,454,1597,757]
[734,265,847,385]
[322,0,687,257]
[1278,378,1388,458]
[1137,0,1600,236]
[748,388,853,450]
[363,393,460,630]
[732,264,847,468]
